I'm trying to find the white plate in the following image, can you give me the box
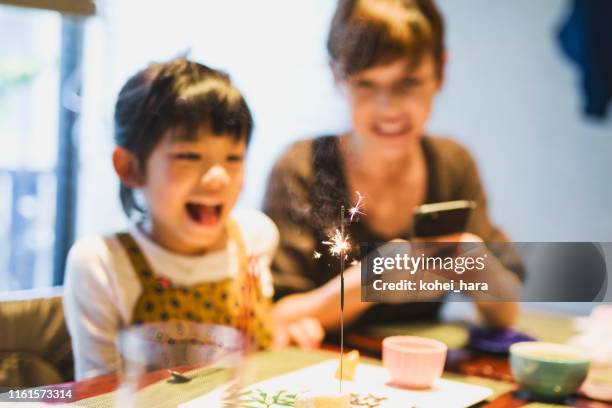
[181,360,493,408]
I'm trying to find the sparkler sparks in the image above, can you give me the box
[348,191,365,222]
[322,229,350,257]
[319,192,365,259]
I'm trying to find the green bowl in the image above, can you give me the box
[510,341,590,399]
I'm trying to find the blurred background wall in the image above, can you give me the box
[432,1,612,243]
[78,0,612,242]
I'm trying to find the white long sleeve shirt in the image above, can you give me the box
[63,209,278,380]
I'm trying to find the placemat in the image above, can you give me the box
[74,348,513,407]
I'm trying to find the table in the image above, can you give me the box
[54,311,612,407]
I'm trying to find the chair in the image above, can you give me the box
[0,287,73,389]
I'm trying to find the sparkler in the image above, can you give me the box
[321,207,350,393]
[319,192,366,393]
[339,206,346,394]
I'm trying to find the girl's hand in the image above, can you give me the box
[273,317,325,350]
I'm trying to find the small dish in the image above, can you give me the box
[510,341,590,399]
[382,335,447,389]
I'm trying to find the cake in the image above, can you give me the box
[335,350,360,381]
[294,392,351,408]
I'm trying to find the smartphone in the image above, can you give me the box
[412,200,475,238]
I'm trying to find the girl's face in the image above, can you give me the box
[141,129,246,255]
[341,55,442,160]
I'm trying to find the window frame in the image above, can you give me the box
[52,15,85,285]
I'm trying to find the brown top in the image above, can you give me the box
[263,135,524,327]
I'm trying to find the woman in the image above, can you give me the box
[265,0,523,348]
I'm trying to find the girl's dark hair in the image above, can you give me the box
[327,0,445,77]
[114,58,253,218]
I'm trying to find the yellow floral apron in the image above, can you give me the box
[115,219,272,349]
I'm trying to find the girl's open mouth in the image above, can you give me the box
[185,203,223,226]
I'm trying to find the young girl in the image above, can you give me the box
[63,59,278,380]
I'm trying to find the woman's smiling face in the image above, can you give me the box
[341,55,442,159]
[141,128,246,255]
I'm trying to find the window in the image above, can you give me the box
[0,6,61,291]
[0,3,90,291]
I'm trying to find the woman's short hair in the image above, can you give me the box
[327,0,445,77]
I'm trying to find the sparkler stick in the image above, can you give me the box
[340,205,345,393]
[321,213,350,393]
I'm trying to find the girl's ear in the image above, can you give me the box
[112,147,144,187]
